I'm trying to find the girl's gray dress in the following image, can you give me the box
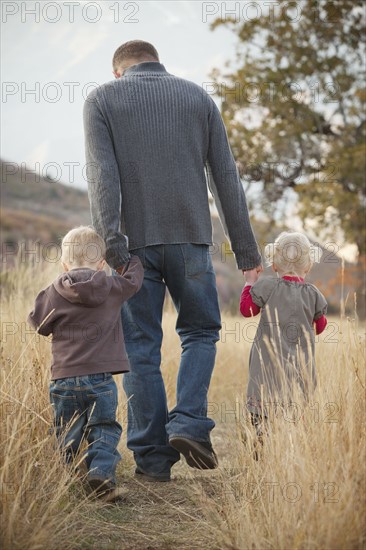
[247,277,327,415]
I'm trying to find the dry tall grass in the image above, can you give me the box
[1,258,365,549]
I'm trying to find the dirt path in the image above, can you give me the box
[84,428,238,550]
[86,463,221,549]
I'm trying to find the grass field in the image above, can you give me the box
[1,259,365,550]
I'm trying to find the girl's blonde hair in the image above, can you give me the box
[264,232,322,275]
[61,226,106,268]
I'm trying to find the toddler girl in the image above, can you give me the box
[240,232,328,429]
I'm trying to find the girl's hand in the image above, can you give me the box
[242,265,263,285]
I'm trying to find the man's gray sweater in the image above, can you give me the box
[83,62,261,270]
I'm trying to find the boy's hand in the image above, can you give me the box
[242,265,263,285]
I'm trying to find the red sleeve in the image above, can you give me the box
[240,286,261,317]
[314,315,327,335]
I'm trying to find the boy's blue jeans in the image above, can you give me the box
[49,373,122,483]
[121,244,221,477]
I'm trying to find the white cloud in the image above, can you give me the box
[53,27,109,79]
[25,140,50,170]
[47,25,73,47]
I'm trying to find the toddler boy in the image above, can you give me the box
[28,226,143,501]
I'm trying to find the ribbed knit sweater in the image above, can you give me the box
[83,62,261,270]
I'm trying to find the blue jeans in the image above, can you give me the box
[121,244,221,476]
[49,373,122,483]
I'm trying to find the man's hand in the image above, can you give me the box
[242,264,263,285]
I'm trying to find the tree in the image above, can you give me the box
[210,0,365,259]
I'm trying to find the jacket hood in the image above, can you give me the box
[53,268,112,307]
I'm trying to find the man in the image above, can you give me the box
[84,40,262,482]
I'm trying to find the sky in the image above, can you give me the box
[1,0,240,187]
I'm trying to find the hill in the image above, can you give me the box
[1,159,91,247]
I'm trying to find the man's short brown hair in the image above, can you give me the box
[113,40,159,71]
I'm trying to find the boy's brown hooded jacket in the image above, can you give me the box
[28,256,143,380]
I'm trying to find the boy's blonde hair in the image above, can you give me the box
[264,232,322,275]
[61,226,106,268]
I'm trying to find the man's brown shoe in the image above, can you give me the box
[169,436,218,469]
